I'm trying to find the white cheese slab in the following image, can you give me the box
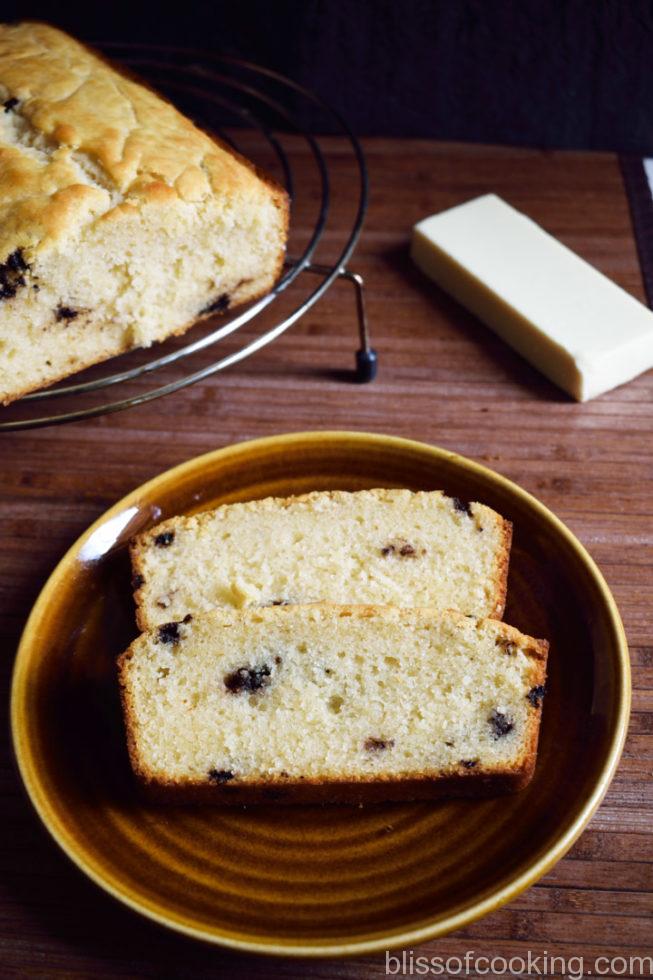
[411,194,653,400]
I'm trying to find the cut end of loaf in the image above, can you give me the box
[0,186,288,403]
[0,21,289,403]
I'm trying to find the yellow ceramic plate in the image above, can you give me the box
[11,431,630,956]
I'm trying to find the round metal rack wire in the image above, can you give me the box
[0,44,376,431]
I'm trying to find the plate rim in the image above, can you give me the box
[10,429,631,957]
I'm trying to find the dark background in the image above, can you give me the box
[14,0,653,153]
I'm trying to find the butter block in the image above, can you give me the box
[411,194,653,400]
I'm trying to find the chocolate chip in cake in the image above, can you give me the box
[208,768,235,783]
[6,250,27,272]
[224,662,272,694]
[3,97,19,112]
[270,599,289,606]
[200,293,230,315]
[157,621,185,645]
[0,249,29,301]
[460,759,478,768]
[154,531,175,547]
[445,740,455,747]
[55,305,79,321]
[364,737,395,752]
[381,538,423,558]
[131,573,145,589]
[2,279,26,298]
[489,709,514,739]
[451,496,473,517]
[527,685,546,708]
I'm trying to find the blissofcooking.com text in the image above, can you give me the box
[386,950,653,978]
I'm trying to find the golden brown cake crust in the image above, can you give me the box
[490,516,513,619]
[0,21,288,254]
[117,605,548,806]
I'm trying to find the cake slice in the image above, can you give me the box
[118,604,548,804]
[0,22,288,403]
[130,488,512,629]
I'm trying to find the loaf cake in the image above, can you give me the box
[131,489,512,628]
[118,604,548,804]
[0,22,288,404]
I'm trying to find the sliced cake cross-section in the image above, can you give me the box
[118,604,548,804]
[130,488,513,628]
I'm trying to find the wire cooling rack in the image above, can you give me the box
[1,45,376,431]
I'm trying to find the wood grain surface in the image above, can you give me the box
[1,139,651,977]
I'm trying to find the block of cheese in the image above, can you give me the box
[130,488,512,628]
[118,604,548,804]
[0,22,288,403]
[411,194,653,401]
